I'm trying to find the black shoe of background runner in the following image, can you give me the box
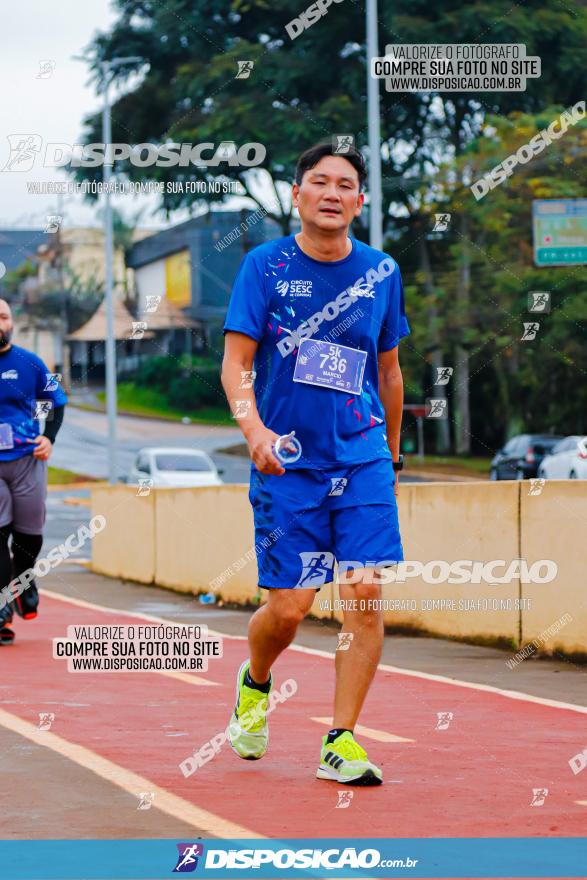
[13,580,39,620]
[0,598,13,626]
[0,624,15,644]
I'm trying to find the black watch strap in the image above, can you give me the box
[392,454,404,471]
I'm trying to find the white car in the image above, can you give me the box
[537,435,587,480]
[128,447,223,488]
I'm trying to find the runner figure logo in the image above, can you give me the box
[521,322,539,341]
[296,552,335,587]
[336,632,354,652]
[336,790,354,808]
[528,479,545,496]
[33,400,53,420]
[137,792,155,810]
[173,843,204,873]
[426,399,448,419]
[433,213,451,232]
[333,134,354,154]
[44,373,62,391]
[130,321,148,340]
[329,477,348,496]
[530,788,549,807]
[236,61,254,79]
[434,367,453,386]
[435,712,453,731]
[44,214,62,233]
[239,370,256,389]
[528,291,550,313]
[38,712,55,730]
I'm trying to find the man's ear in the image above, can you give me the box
[292,182,300,208]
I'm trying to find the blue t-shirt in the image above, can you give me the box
[223,234,410,468]
[0,345,68,461]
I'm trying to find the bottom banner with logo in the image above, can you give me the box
[1,838,586,878]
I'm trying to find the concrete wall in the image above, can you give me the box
[331,482,521,643]
[520,482,586,655]
[90,480,586,655]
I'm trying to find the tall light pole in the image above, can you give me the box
[99,57,141,484]
[366,0,383,249]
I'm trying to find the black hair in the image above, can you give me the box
[295,141,367,191]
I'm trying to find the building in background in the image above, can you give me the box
[126,210,282,348]
[0,229,47,294]
[0,210,281,386]
[67,293,204,384]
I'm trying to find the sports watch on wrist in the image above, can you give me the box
[392,454,404,472]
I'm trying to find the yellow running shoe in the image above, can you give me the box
[317,731,382,785]
[228,660,272,760]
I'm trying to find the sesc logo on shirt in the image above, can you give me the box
[275,278,312,297]
[288,279,313,297]
[1,369,18,380]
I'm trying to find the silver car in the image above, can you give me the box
[537,436,587,480]
[128,447,223,488]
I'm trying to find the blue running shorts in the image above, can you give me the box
[248,458,403,589]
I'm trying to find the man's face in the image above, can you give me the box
[0,301,13,346]
[292,155,364,233]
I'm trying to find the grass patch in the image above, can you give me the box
[48,466,96,485]
[97,384,232,425]
[405,455,492,477]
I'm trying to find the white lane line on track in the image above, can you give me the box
[42,589,587,715]
[0,707,259,838]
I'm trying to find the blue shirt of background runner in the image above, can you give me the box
[0,345,68,461]
[223,234,410,469]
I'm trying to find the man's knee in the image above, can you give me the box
[341,580,383,625]
[270,591,313,631]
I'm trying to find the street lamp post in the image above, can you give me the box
[366,0,383,250]
[101,61,117,485]
[98,57,142,484]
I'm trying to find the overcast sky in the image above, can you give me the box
[0,0,186,231]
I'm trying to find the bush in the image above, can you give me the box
[134,356,224,411]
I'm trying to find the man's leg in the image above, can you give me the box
[0,523,15,638]
[11,531,43,618]
[249,587,317,684]
[333,572,383,729]
[315,568,384,785]
[8,456,47,619]
[228,588,317,760]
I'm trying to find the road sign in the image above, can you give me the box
[533,199,587,266]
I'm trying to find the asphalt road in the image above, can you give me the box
[51,406,249,483]
[51,406,433,486]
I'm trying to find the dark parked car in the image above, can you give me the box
[490,434,564,481]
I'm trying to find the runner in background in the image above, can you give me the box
[0,299,68,645]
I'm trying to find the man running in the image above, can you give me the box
[221,141,409,786]
[0,299,68,644]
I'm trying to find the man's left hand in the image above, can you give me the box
[30,435,53,460]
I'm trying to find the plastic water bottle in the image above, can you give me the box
[273,431,302,465]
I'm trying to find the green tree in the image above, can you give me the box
[413,106,587,447]
[73,0,587,451]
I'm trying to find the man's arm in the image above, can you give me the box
[29,404,66,460]
[377,347,404,493]
[43,404,65,444]
[221,332,284,476]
